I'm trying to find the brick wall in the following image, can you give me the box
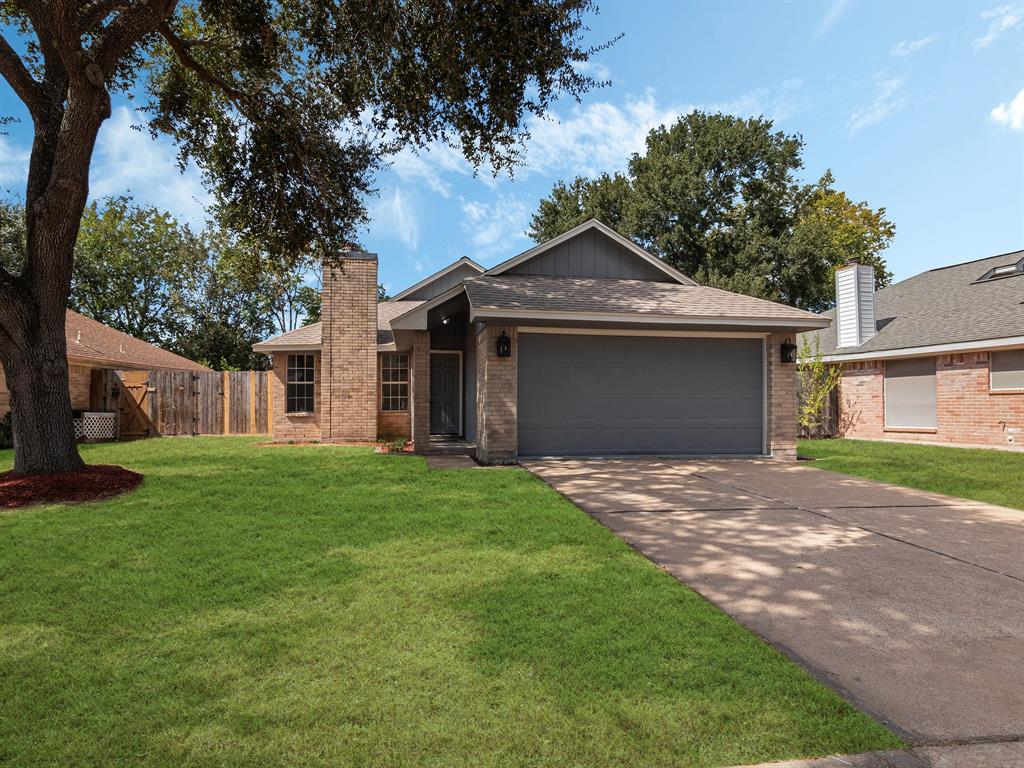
[766,332,798,461]
[69,364,91,409]
[321,255,378,441]
[270,351,321,440]
[411,331,430,450]
[474,324,517,464]
[839,352,1024,450]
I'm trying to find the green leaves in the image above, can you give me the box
[530,112,895,311]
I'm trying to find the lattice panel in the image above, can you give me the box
[81,412,117,441]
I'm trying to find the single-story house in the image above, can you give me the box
[800,251,1024,451]
[0,308,211,418]
[254,219,828,463]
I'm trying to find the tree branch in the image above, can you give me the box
[0,34,46,118]
[94,0,178,74]
[156,21,248,111]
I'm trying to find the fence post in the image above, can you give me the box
[249,370,256,434]
[222,371,230,435]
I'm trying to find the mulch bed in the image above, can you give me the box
[0,465,143,509]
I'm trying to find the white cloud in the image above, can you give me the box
[90,107,211,227]
[520,91,688,178]
[848,77,906,136]
[813,0,849,41]
[388,141,470,198]
[890,36,936,57]
[991,88,1024,130]
[975,4,1022,48]
[372,187,419,250]
[459,195,531,259]
[0,136,30,189]
[709,79,807,123]
[573,59,612,82]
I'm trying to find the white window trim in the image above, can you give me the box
[285,353,316,414]
[380,352,410,413]
[989,349,1024,393]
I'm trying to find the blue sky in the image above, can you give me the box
[1,0,1022,296]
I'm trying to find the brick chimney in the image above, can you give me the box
[835,259,877,348]
[320,253,378,441]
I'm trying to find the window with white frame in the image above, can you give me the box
[381,353,409,412]
[286,354,315,413]
[991,349,1024,390]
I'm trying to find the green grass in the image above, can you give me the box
[0,438,900,767]
[799,438,1024,511]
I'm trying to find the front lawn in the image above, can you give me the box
[0,438,899,767]
[799,438,1024,511]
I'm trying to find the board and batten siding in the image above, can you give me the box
[835,263,877,348]
[401,263,482,301]
[507,228,668,281]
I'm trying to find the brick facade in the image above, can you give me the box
[839,351,1024,450]
[474,324,518,464]
[410,330,430,451]
[766,333,799,461]
[321,255,378,441]
[270,351,322,440]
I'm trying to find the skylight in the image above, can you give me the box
[975,257,1024,283]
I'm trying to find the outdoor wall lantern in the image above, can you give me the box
[780,338,797,364]
[496,330,512,358]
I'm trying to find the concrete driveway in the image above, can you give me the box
[523,458,1024,746]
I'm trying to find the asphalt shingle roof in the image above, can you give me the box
[464,275,824,325]
[252,301,425,351]
[801,251,1024,356]
[65,310,210,371]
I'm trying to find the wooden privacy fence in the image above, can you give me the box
[94,369,271,438]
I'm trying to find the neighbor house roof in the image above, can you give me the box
[251,300,425,353]
[802,250,1024,360]
[463,275,829,329]
[66,309,211,371]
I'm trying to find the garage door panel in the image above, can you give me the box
[518,334,763,456]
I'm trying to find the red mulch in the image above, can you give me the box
[0,465,143,509]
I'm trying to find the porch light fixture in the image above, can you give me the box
[496,330,512,358]
[780,338,797,364]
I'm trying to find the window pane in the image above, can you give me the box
[992,349,1024,390]
[884,358,936,428]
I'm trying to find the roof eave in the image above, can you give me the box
[469,306,832,331]
[816,334,1024,363]
[251,342,323,353]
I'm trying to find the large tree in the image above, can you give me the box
[530,112,894,311]
[0,0,602,473]
[71,196,205,344]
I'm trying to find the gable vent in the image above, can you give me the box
[835,260,877,348]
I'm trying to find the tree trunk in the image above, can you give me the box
[1,323,84,474]
[0,78,109,474]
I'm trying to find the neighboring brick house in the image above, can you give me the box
[254,220,827,463]
[0,309,210,418]
[800,251,1024,451]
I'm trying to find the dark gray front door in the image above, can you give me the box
[430,353,461,435]
[518,334,763,456]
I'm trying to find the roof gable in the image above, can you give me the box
[389,257,484,301]
[484,219,695,285]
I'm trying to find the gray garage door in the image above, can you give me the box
[518,334,764,456]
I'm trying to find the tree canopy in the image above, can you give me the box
[530,112,894,311]
[0,0,605,473]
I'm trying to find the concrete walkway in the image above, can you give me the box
[523,458,1024,749]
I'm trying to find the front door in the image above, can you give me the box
[430,352,461,435]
